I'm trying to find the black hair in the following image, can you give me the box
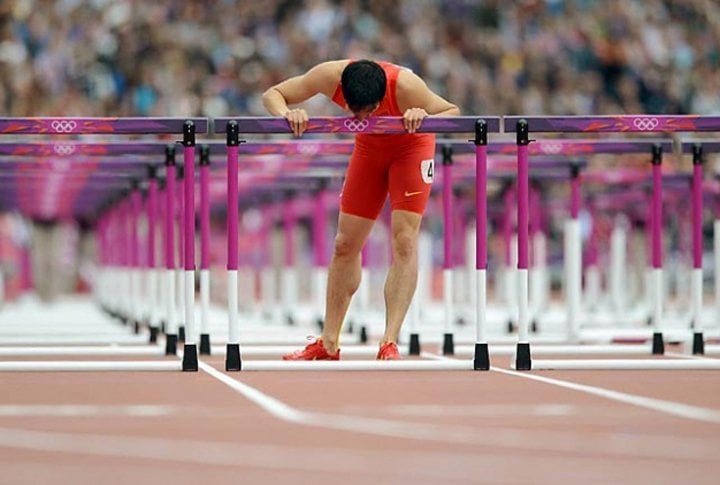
[341,60,386,112]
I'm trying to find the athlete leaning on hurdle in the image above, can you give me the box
[262,59,460,360]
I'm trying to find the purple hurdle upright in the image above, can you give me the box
[282,192,298,326]
[473,120,490,370]
[691,144,705,354]
[514,120,532,370]
[181,121,198,371]
[565,163,582,342]
[199,145,212,355]
[312,185,329,332]
[441,144,455,355]
[130,185,143,334]
[146,167,160,344]
[226,121,242,371]
[163,145,178,355]
[650,144,664,355]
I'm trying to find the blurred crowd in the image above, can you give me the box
[1,0,720,118]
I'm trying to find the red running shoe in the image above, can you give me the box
[376,342,400,360]
[282,339,340,361]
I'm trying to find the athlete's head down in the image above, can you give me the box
[341,59,386,119]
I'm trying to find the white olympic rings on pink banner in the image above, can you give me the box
[53,144,77,156]
[50,120,78,133]
[539,142,563,154]
[632,117,659,131]
[343,118,369,132]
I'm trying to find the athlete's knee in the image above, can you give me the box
[333,233,363,259]
[392,231,417,262]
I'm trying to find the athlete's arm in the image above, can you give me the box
[262,61,345,136]
[396,71,460,133]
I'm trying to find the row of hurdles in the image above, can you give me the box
[1,115,720,371]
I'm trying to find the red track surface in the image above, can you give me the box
[1,352,719,484]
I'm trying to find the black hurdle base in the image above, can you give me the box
[408,333,421,356]
[133,320,141,334]
[359,326,369,344]
[515,342,531,371]
[182,344,198,372]
[149,327,159,344]
[226,343,241,371]
[473,343,490,370]
[165,334,178,355]
[442,333,454,355]
[692,332,705,355]
[200,334,211,355]
[652,332,665,355]
[178,326,186,342]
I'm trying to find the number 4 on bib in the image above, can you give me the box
[421,159,434,184]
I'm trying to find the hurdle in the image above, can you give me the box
[503,114,720,370]
[214,116,501,371]
[0,117,208,372]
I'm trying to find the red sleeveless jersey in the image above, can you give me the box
[330,61,434,145]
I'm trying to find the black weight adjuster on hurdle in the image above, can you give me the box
[473,119,490,371]
[225,120,242,371]
[515,119,532,371]
[181,120,198,372]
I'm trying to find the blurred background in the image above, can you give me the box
[1,0,720,304]
[1,0,719,118]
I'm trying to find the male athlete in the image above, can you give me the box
[262,59,459,360]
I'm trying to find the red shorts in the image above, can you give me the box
[340,133,436,220]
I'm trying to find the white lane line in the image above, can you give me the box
[0,426,485,480]
[422,353,720,424]
[197,362,719,461]
[0,405,174,417]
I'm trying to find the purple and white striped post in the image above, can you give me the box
[199,145,211,355]
[473,120,490,370]
[281,193,298,326]
[515,120,532,370]
[650,144,665,355]
[312,186,329,330]
[441,144,455,355]
[225,121,241,371]
[163,146,178,355]
[691,144,705,354]
[181,121,198,371]
[565,164,582,342]
[146,168,160,343]
[130,186,143,334]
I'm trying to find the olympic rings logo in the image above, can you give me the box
[632,117,659,131]
[298,144,320,156]
[50,120,78,133]
[343,118,369,132]
[539,142,563,154]
[53,143,76,156]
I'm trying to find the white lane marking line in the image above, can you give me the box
[0,405,173,417]
[383,403,577,417]
[198,361,304,422]
[0,426,485,479]
[197,362,719,461]
[422,353,720,424]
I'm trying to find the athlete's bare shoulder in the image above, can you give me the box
[307,60,350,97]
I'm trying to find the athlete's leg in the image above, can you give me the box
[321,212,375,353]
[382,209,422,344]
[382,137,435,344]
